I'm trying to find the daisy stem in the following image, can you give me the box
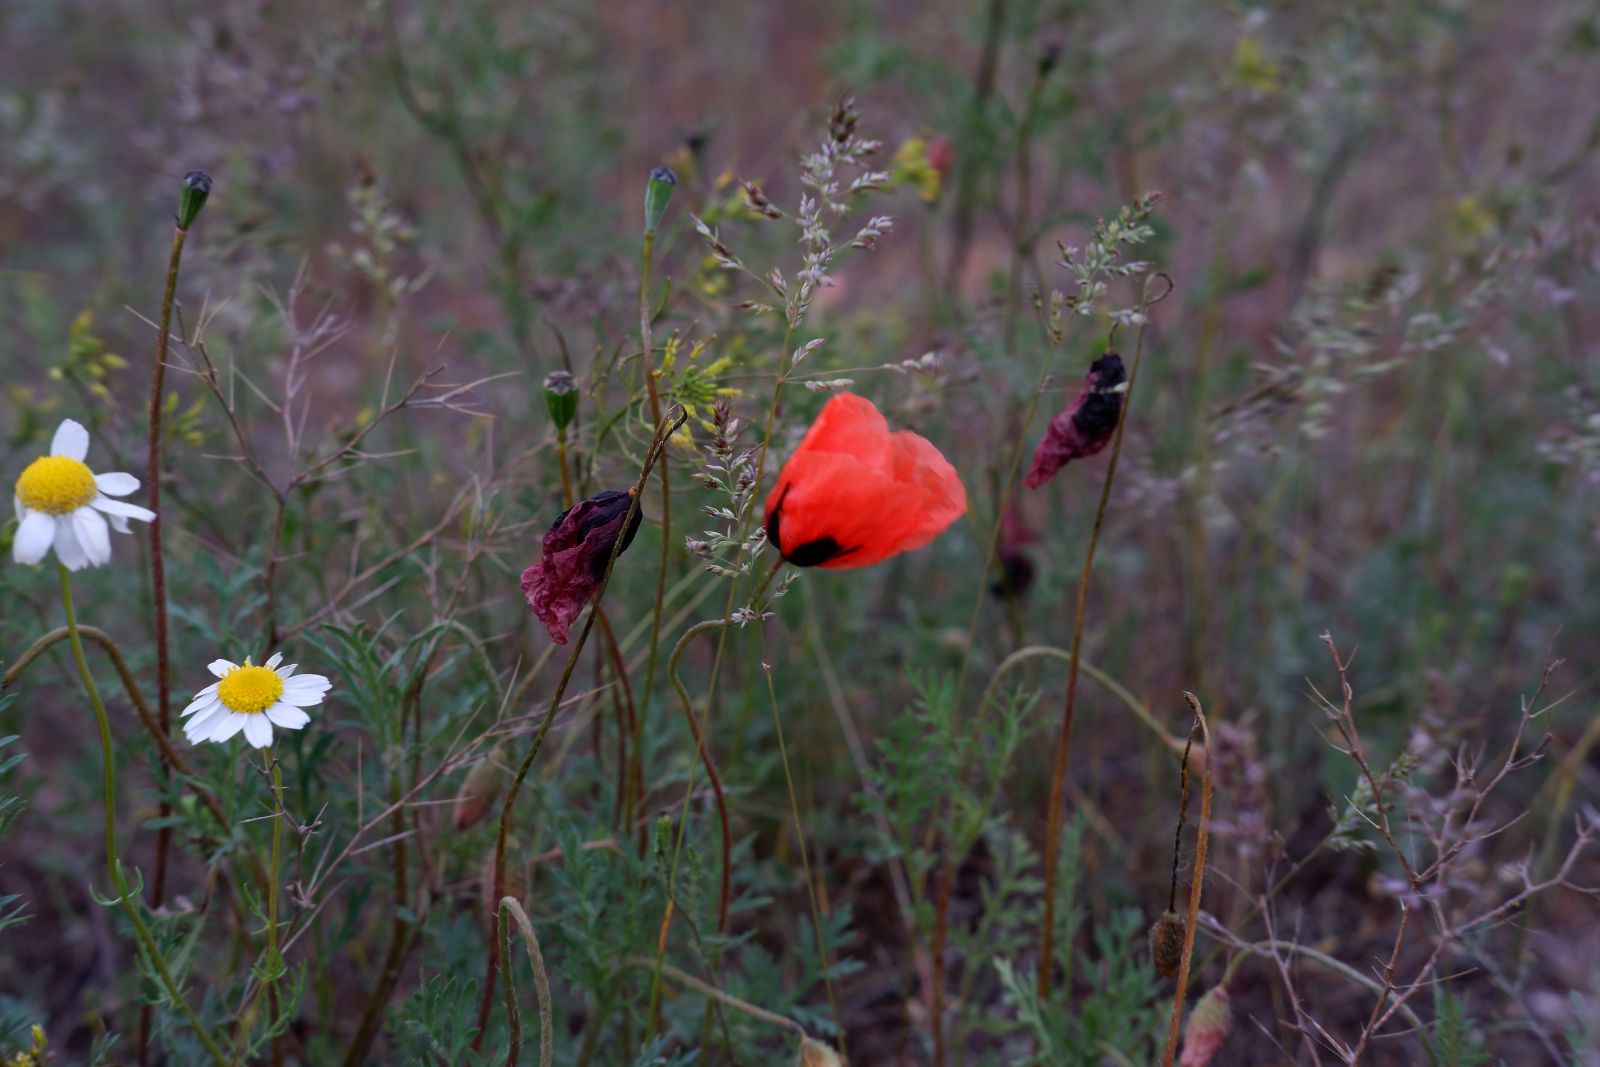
[267,749,285,973]
[57,564,230,1067]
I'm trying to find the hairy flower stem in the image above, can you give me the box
[1036,316,1151,998]
[498,897,554,1067]
[58,565,230,1067]
[758,626,848,1057]
[630,228,673,833]
[1161,695,1212,1067]
[645,561,783,1040]
[146,223,187,912]
[471,407,688,1049]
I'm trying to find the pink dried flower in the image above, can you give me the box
[521,489,643,644]
[1179,986,1232,1067]
[1023,353,1126,488]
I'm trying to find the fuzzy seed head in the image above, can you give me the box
[1149,909,1186,979]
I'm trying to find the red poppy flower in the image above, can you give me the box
[1023,353,1126,488]
[764,393,967,569]
[522,489,642,644]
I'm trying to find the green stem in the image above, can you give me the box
[57,564,230,1067]
[631,229,673,828]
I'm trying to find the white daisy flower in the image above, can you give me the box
[12,418,156,570]
[182,652,332,749]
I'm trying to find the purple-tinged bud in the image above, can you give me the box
[543,370,578,432]
[177,170,212,231]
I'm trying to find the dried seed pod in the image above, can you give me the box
[1179,986,1232,1067]
[1149,908,1186,979]
[453,749,504,831]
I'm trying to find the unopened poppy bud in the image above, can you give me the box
[798,1037,844,1067]
[644,166,677,235]
[522,489,644,643]
[454,750,504,831]
[1149,908,1186,979]
[1179,986,1233,1067]
[1038,40,1063,74]
[177,170,212,231]
[1024,352,1126,488]
[544,370,578,432]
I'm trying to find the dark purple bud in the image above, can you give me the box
[521,489,643,644]
[1023,353,1126,488]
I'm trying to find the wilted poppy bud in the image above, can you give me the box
[990,500,1037,599]
[1149,908,1186,979]
[544,370,578,432]
[521,490,643,643]
[1023,353,1126,488]
[644,166,677,235]
[764,393,966,570]
[1179,986,1232,1067]
[177,170,212,231]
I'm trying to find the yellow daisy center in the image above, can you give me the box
[216,661,285,714]
[15,455,98,515]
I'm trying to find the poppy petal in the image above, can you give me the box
[768,452,924,569]
[787,392,894,473]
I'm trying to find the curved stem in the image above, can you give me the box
[3,625,270,892]
[499,896,554,1067]
[979,645,1186,754]
[58,565,229,1067]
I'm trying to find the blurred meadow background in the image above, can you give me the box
[2,0,1600,1063]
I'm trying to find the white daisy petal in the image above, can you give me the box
[243,715,274,748]
[208,659,237,678]
[185,709,224,741]
[266,652,283,669]
[13,495,22,521]
[51,419,89,461]
[94,472,140,497]
[74,508,112,567]
[53,516,88,571]
[13,510,54,565]
[275,663,299,678]
[280,675,332,707]
[212,713,250,743]
[181,693,221,718]
[91,496,156,526]
[265,703,310,729]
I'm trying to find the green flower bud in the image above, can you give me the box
[177,170,212,231]
[543,370,578,432]
[643,166,677,235]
